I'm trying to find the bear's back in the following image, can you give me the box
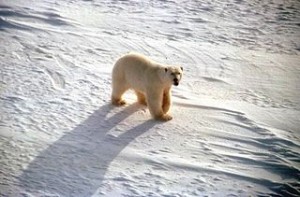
[113,53,160,92]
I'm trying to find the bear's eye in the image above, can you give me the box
[171,72,180,76]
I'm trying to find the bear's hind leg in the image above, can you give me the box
[135,90,147,105]
[111,85,128,106]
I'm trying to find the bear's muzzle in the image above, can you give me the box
[173,78,179,86]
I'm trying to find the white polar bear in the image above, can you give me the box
[111,53,183,121]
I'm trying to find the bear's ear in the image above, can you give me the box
[180,66,183,71]
[165,68,168,72]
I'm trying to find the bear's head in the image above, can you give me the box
[160,65,183,86]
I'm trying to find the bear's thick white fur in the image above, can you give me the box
[111,53,183,121]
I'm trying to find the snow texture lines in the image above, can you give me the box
[1,0,300,196]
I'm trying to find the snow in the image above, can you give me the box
[1,0,300,196]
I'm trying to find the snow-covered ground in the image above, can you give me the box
[1,0,300,196]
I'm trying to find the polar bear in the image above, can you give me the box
[111,53,183,121]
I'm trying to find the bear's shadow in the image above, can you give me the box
[19,103,157,196]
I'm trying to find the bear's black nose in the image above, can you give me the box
[173,78,179,86]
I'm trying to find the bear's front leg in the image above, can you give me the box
[162,89,171,114]
[146,90,172,121]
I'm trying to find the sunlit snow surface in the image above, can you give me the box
[1,0,300,196]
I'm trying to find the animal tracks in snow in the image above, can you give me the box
[44,68,65,90]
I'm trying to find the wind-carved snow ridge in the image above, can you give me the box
[1,0,300,197]
[0,4,73,31]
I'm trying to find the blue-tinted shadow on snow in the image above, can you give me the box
[0,6,71,31]
[19,103,157,197]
